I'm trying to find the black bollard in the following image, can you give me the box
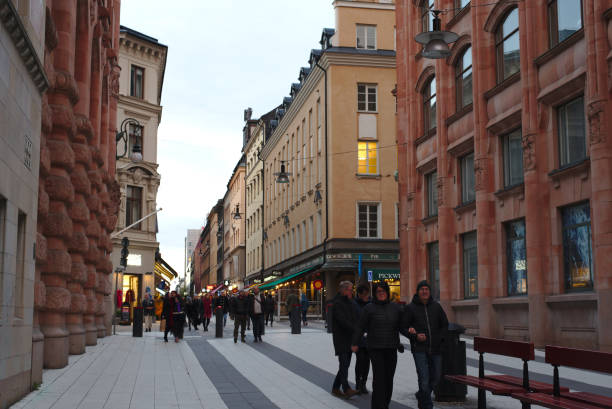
[132,307,143,337]
[326,301,333,333]
[215,307,224,338]
[290,308,301,334]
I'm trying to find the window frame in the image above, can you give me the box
[548,0,583,48]
[422,76,437,134]
[455,47,473,111]
[502,128,524,188]
[505,218,528,296]
[421,0,435,33]
[130,64,145,99]
[357,202,381,239]
[357,83,378,113]
[357,141,379,175]
[356,24,377,50]
[426,171,438,217]
[561,202,593,291]
[495,8,520,84]
[462,231,478,299]
[460,152,475,204]
[557,95,586,168]
[126,185,143,230]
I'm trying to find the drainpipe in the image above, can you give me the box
[259,148,265,284]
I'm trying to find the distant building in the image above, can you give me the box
[185,228,200,276]
[223,158,246,289]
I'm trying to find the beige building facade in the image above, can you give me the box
[111,26,166,309]
[259,0,399,309]
[0,0,47,406]
[223,158,246,288]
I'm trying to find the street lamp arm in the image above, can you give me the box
[111,208,163,238]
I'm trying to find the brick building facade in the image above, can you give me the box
[396,0,612,350]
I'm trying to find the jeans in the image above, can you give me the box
[412,352,442,409]
[265,311,274,326]
[252,314,264,339]
[369,348,397,409]
[332,352,352,392]
[223,312,228,326]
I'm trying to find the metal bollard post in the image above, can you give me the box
[132,307,143,337]
[435,323,467,402]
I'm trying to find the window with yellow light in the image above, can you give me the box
[358,141,378,174]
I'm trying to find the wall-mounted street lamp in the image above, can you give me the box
[232,204,243,220]
[415,10,458,59]
[314,188,323,204]
[116,117,143,161]
[274,160,291,184]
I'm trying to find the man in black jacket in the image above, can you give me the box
[232,290,250,343]
[406,280,448,409]
[331,281,359,399]
[353,284,371,394]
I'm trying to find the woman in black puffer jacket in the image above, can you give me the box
[352,282,410,409]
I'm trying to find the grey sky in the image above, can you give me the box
[120,1,335,275]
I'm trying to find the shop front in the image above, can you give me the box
[368,268,401,303]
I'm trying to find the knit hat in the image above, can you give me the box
[416,280,431,293]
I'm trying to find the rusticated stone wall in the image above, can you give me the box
[33,0,121,372]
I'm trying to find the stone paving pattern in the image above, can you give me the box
[11,319,612,409]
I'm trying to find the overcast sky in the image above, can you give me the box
[120,1,336,276]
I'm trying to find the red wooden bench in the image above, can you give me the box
[512,346,612,409]
[446,337,564,409]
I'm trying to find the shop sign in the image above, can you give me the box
[313,279,323,290]
[272,271,282,277]
[371,269,401,281]
[206,285,214,290]
[253,279,262,284]
[264,276,275,282]
[287,255,324,275]
[326,253,399,262]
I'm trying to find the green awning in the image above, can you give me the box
[368,268,400,281]
[259,266,318,290]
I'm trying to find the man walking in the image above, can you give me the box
[331,281,359,399]
[264,293,275,327]
[353,284,371,394]
[250,287,265,342]
[142,293,155,332]
[232,290,249,343]
[406,280,448,409]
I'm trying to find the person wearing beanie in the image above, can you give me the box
[406,280,449,409]
[352,281,411,409]
[331,281,359,400]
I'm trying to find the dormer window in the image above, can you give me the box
[356,25,376,50]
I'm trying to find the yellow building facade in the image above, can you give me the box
[259,0,399,312]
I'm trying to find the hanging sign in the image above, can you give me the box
[313,279,323,290]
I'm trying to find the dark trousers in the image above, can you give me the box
[203,317,210,330]
[332,352,352,392]
[265,311,274,326]
[252,313,264,339]
[234,314,247,340]
[369,348,397,409]
[355,347,370,383]
[412,352,442,409]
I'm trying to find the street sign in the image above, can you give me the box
[367,270,373,282]
[313,279,323,290]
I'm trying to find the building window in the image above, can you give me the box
[129,124,143,158]
[428,242,440,300]
[562,202,592,290]
[455,0,470,11]
[426,171,438,217]
[462,231,478,298]
[356,24,376,50]
[423,76,436,133]
[358,141,378,175]
[455,47,473,110]
[460,152,475,204]
[421,0,435,32]
[126,186,143,230]
[502,129,524,187]
[558,96,586,167]
[495,8,520,83]
[130,65,144,98]
[12,211,26,318]
[358,84,377,112]
[548,0,582,47]
[358,203,379,238]
[506,219,527,296]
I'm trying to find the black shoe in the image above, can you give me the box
[164,338,168,343]
[234,338,237,343]
[241,337,246,343]
[258,336,263,342]
[254,338,258,343]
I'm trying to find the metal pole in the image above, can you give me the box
[111,208,163,239]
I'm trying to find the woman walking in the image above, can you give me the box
[202,293,212,331]
[352,282,410,409]
[162,290,185,342]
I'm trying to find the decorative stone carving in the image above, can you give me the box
[50,104,77,138]
[71,168,92,195]
[47,139,76,171]
[68,231,89,253]
[70,293,87,313]
[522,132,536,171]
[437,176,445,206]
[474,157,488,192]
[44,212,74,239]
[44,286,72,312]
[44,249,73,277]
[75,115,94,141]
[53,70,80,105]
[45,174,75,203]
[110,59,121,98]
[588,99,607,145]
[70,262,88,284]
[42,100,53,134]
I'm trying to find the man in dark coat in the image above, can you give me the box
[249,287,265,342]
[353,283,371,394]
[264,293,275,327]
[331,281,359,399]
[406,280,449,409]
[231,290,250,343]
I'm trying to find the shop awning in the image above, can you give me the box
[259,266,319,290]
[154,257,178,283]
[209,283,224,294]
[244,282,261,290]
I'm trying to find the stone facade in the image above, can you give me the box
[32,0,121,381]
[110,26,165,314]
[0,0,47,406]
[223,158,246,288]
[396,0,612,350]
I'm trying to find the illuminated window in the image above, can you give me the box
[562,202,592,290]
[506,219,527,295]
[358,141,378,174]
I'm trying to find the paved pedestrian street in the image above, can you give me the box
[11,319,612,409]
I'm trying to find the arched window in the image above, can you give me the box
[456,46,473,110]
[495,8,520,83]
[422,76,436,133]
